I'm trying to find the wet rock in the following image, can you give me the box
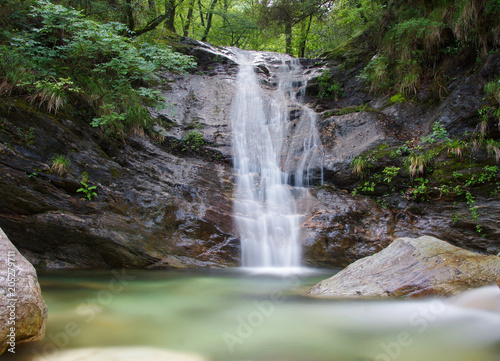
[302,188,394,268]
[308,236,500,298]
[154,71,235,158]
[0,227,47,354]
[31,347,209,361]
[427,75,486,137]
[318,111,390,187]
[303,186,500,268]
[0,101,238,269]
[170,36,237,75]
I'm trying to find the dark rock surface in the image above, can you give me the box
[308,236,500,298]
[0,227,47,354]
[303,186,500,268]
[0,100,238,269]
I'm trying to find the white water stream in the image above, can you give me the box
[230,50,323,268]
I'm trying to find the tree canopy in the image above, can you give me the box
[0,0,498,133]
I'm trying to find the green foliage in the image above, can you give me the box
[405,153,433,178]
[0,0,196,133]
[482,77,500,133]
[307,0,386,56]
[77,181,97,200]
[359,54,392,93]
[484,78,500,104]
[465,165,499,187]
[382,166,400,183]
[411,177,429,201]
[486,139,500,162]
[355,0,499,95]
[26,77,81,113]
[422,122,449,144]
[50,154,70,176]
[15,126,36,146]
[351,156,369,179]
[446,139,466,158]
[183,130,205,152]
[317,70,344,100]
[352,181,375,196]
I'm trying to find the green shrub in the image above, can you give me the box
[382,166,400,183]
[0,0,196,134]
[317,70,345,100]
[183,131,205,152]
[423,121,449,143]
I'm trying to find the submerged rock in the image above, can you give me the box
[31,346,209,361]
[0,227,47,354]
[308,236,500,298]
[450,285,500,313]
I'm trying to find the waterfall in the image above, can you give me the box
[230,49,323,269]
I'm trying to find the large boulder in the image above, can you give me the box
[308,235,500,298]
[0,227,47,354]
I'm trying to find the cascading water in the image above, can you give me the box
[230,49,323,269]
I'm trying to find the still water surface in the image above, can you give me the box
[16,269,500,361]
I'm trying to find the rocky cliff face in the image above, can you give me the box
[0,40,498,269]
[0,92,238,268]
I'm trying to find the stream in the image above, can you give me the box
[11,269,500,361]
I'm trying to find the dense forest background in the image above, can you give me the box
[1,0,499,132]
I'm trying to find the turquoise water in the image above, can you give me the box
[13,269,500,361]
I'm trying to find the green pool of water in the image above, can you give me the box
[13,268,500,361]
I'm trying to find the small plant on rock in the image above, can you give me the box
[486,139,500,163]
[77,176,97,201]
[351,157,368,179]
[183,131,205,152]
[382,166,400,183]
[50,154,71,176]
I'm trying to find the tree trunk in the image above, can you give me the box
[165,0,176,33]
[198,0,205,27]
[148,0,157,17]
[125,0,135,31]
[284,19,292,55]
[298,14,312,58]
[201,0,218,42]
[183,0,196,36]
